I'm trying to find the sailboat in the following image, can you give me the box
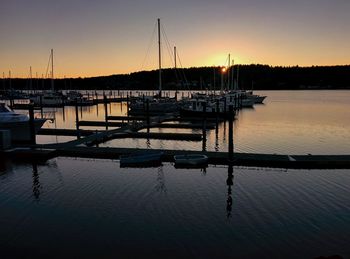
[226,63,266,106]
[29,49,66,107]
[129,19,179,115]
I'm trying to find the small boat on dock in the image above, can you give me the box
[174,154,208,168]
[120,150,164,167]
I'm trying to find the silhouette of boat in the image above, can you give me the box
[174,154,208,168]
[129,19,178,115]
[120,150,163,167]
[0,103,46,142]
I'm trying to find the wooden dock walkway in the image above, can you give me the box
[3,146,350,169]
[4,104,350,169]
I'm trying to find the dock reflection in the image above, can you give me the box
[226,165,234,219]
[155,166,166,193]
[32,163,42,201]
[0,158,11,175]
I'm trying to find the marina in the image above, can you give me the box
[1,90,350,170]
[1,75,350,259]
[1,3,350,257]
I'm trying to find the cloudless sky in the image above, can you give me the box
[1,0,349,78]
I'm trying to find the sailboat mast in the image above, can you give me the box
[231,59,234,91]
[51,49,54,91]
[2,72,5,91]
[236,65,239,91]
[157,18,162,97]
[9,70,11,90]
[227,54,230,91]
[174,46,177,69]
[29,66,33,92]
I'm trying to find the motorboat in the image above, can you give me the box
[120,150,163,167]
[0,103,46,142]
[174,154,208,168]
[243,91,266,104]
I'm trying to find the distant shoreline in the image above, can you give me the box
[1,65,349,91]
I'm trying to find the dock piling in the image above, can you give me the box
[228,105,234,162]
[146,99,150,133]
[29,102,36,145]
[126,94,129,122]
[104,95,108,130]
[39,95,43,118]
[75,99,80,139]
[202,102,207,152]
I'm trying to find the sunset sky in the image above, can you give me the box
[1,0,349,78]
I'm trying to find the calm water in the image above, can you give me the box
[37,90,350,155]
[1,90,350,258]
[0,159,349,258]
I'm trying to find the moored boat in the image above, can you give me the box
[129,19,179,115]
[0,103,46,142]
[174,154,208,168]
[180,95,237,118]
[120,150,164,167]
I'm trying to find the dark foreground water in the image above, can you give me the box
[1,158,349,258]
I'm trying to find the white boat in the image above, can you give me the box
[66,91,83,99]
[245,91,266,104]
[0,103,46,142]
[174,154,208,168]
[180,92,237,118]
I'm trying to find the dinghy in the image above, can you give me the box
[120,150,163,167]
[174,154,208,168]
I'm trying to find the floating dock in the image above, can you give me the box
[3,98,350,169]
[2,146,350,169]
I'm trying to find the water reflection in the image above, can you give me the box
[62,106,66,122]
[215,123,219,152]
[0,158,11,175]
[32,163,42,201]
[155,166,166,193]
[226,165,234,219]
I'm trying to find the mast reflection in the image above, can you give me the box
[32,163,42,201]
[226,165,234,219]
[155,166,166,193]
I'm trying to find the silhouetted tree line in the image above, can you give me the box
[1,65,350,91]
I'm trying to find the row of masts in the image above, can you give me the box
[2,49,55,92]
[221,53,239,93]
[156,18,240,97]
[3,19,238,95]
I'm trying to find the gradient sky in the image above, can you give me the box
[1,0,349,78]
